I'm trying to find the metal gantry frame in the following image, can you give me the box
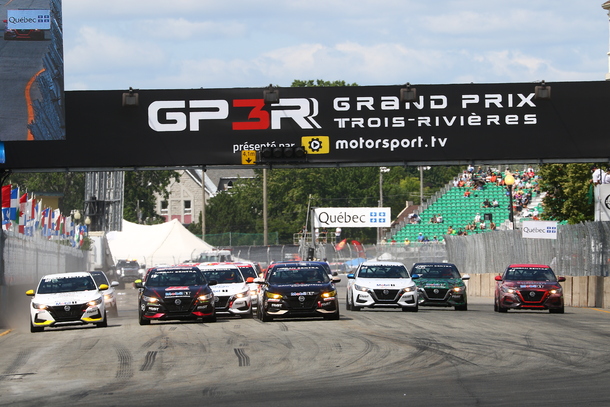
[84,171,124,232]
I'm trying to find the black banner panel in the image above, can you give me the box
[1,81,609,170]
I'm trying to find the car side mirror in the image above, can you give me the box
[331,276,341,283]
[494,275,503,281]
[134,280,143,288]
[462,274,470,280]
[26,289,35,296]
[558,276,566,282]
[99,284,109,290]
[246,277,254,283]
[347,273,355,279]
[110,281,120,287]
[253,278,265,284]
[411,273,420,279]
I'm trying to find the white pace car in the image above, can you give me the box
[196,264,253,318]
[346,261,419,312]
[27,272,109,332]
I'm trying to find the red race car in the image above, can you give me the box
[494,264,565,313]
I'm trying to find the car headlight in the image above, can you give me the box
[234,289,250,299]
[198,293,213,301]
[501,286,516,294]
[32,302,48,310]
[452,286,465,293]
[321,290,337,298]
[142,295,159,303]
[402,286,416,293]
[104,294,112,301]
[549,287,563,295]
[265,291,283,300]
[354,284,369,292]
[88,297,103,306]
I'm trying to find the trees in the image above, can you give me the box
[538,163,594,224]
[123,170,180,224]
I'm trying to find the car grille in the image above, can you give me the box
[519,290,545,302]
[48,304,87,321]
[287,296,317,309]
[214,296,230,310]
[372,289,400,302]
[424,288,449,299]
[164,298,195,313]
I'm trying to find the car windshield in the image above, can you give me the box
[90,272,109,287]
[146,270,205,286]
[357,265,410,279]
[237,265,258,279]
[504,267,556,281]
[200,269,244,284]
[268,266,330,284]
[117,261,139,268]
[413,265,461,279]
[38,276,97,294]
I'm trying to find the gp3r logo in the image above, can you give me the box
[148,98,321,132]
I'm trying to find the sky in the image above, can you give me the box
[62,0,610,91]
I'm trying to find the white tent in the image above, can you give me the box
[106,219,214,267]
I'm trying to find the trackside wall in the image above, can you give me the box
[0,231,89,328]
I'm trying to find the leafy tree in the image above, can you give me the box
[6,172,85,214]
[123,170,180,224]
[538,163,594,224]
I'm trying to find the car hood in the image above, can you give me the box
[501,281,561,289]
[34,291,101,306]
[211,282,249,295]
[354,278,415,289]
[415,278,464,288]
[144,285,209,299]
[268,282,335,295]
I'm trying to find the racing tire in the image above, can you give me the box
[497,304,508,313]
[494,300,499,312]
[323,311,340,320]
[139,311,151,325]
[30,319,44,333]
[402,304,419,312]
[549,307,564,314]
[260,309,274,322]
[204,315,217,323]
[96,311,108,328]
[241,307,254,318]
[455,304,468,311]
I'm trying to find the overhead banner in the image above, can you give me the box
[2,81,610,169]
[313,207,391,228]
[521,221,558,239]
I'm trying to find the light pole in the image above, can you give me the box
[378,167,390,243]
[603,1,610,80]
[504,172,515,229]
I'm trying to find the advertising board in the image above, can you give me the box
[313,207,391,228]
[521,221,558,239]
[6,9,51,30]
[1,81,610,170]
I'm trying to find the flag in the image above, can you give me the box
[351,240,366,258]
[335,238,347,251]
[1,185,11,227]
[9,187,18,222]
[18,193,27,233]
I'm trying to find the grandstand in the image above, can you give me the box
[389,169,543,243]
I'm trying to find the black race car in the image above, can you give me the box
[135,266,217,324]
[255,261,341,322]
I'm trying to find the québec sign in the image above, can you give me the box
[313,208,392,228]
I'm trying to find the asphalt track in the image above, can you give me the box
[1,280,609,407]
[0,0,51,141]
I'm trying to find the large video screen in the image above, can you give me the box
[0,0,64,144]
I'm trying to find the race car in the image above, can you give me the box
[196,263,253,318]
[135,266,217,324]
[256,261,341,321]
[346,261,419,312]
[26,271,108,332]
[411,262,470,311]
[494,264,565,313]
[89,270,120,317]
